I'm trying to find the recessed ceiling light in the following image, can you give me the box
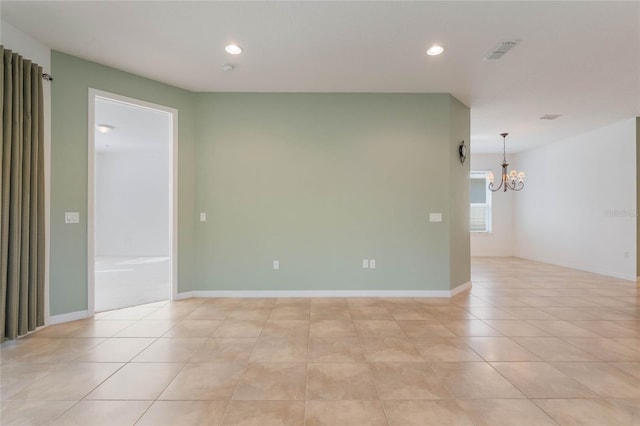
[426,45,444,56]
[225,44,243,55]
[96,124,114,134]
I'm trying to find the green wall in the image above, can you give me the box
[51,52,470,315]
[193,93,470,291]
[448,97,471,289]
[50,52,196,315]
[637,117,639,278]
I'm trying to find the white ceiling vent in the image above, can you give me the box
[540,114,562,120]
[483,40,520,61]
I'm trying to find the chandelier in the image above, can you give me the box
[487,132,525,192]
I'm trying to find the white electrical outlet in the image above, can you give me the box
[200,212,207,222]
[273,260,280,270]
[429,213,443,222]
[362,259,369,269]
[370,259,376,269]
[65,212,80,224]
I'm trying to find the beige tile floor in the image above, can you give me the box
[1,257,639,425]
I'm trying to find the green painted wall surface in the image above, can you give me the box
[51,51,471,315]
[637,117,639,277]
[193,93,469,291]
[448,96,471,288]
[50,52,196,315]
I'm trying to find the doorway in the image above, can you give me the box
[88,90,177,314]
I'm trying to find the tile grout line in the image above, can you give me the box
[367,356,392,426]
[131,302,205,426]
[216,303,246,426]
[303,299,312,425]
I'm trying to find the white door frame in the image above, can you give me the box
[87,89,178,316]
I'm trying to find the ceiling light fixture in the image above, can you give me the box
[426,45,444,56]
[487,133,525,192]
[225,44,242,55]
[96,124,114,134]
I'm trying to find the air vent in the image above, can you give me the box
[540,114,562,120]
[483,40,520,61]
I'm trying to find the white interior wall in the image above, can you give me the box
[470,153,515,256]
[514,119,637,280]
[1,20,50,68]
[95,150,170,257]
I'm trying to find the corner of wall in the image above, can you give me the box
[448,95,471,289]
[636,117,639,278]
[50,51,198,315]
[1,20,51,71]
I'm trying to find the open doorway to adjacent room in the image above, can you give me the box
[88,90,177,314]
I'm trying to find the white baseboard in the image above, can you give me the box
[176,291,195,300]
[450,281,472,296]
[177,285,472,300]
[514,255,637,282]
[48,310,89,325]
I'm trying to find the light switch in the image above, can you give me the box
[65,212,80,224]
[429,213,443,222]
[273,260,280,270]
[200,212,207,222]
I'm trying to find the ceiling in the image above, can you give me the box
[2,1,639,153]
[95,97,171,153]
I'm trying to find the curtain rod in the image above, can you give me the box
[42,73,53,81]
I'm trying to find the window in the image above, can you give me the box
[470,171,492,232]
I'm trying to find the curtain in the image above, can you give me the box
[0,46,45,342]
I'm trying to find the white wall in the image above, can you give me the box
[470,154,515,256]
[1,20,50,69]
[96,150,170,257]
[514,119,637,280]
